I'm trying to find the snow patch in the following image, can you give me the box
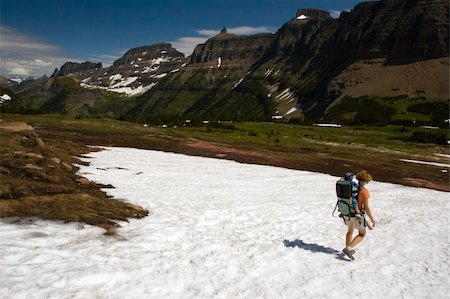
[297,14,310,20]
[1,94,12,101]
[110,77,138,88]
[153,73,167,79]
[1,148,447,298]
[151,57,170,65]
[265,68,274,77]
[142,65,160,73]
[314,123,342,128]
[420,126,439,130]
[232,77,245,89]
[133,83,157,95]
[276,88,295,102]
[0,93,12,104]
[80,80,156,96]
[10,77,23,84]
[400,159,450,168]
[284,107,298,116]
[109,74,122,82]
[217,57,222,68]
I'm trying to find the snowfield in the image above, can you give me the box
[1,147,448,298]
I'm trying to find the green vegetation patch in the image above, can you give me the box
[324,95,449,128]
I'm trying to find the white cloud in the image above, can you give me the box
[171,26,276,57]
[171,37,212,57]
[8,67,29,76]
[196,29,221,37]
[329,9,350,19]
[227,26,274,35]
[0,25,81,78]
[88,49,129,67]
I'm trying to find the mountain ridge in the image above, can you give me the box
[3,0,449,124]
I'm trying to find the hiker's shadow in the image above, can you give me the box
[283,239,347,261]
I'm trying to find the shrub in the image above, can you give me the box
[207,121,235,130]
[407,130,449,145]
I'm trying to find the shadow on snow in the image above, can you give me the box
[283,239,348,261]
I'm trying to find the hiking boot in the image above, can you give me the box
[343,247,355,260]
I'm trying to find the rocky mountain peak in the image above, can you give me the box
[47,42,187,97]
[212,27,237,41]
[112,43,184,67]
[53,62,102,77]
[191,30,273,64]
[296,8,331,20]
[382,0,403,8]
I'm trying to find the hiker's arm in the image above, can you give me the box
[363,197,375,226]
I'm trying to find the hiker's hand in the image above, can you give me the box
[372,220,376,227]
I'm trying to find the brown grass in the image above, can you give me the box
[0,122,149,234]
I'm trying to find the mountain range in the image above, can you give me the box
[1,0,449,125]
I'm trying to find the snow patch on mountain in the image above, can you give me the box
[110,77,138,88]
[297,14,310,20]
[284,107,298,115]
[0,94,12,104]
[109,74,123,82]
[153,73,167,79]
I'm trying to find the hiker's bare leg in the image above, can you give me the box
[349,229,366,248]
[345,220,355,247]
[346,228,354,247]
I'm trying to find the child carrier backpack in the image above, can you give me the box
[332,172,359,221]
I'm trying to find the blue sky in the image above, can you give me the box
[1,0,363,77]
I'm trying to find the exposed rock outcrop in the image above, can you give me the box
[191,28,273,65]
[49,43,186,97]
[53,62,103,77]
[296,8,331,20]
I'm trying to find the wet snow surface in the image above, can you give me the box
[1,147,449,298]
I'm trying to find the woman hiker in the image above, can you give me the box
[343,170,376,260]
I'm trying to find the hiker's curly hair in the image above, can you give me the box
[356,170,373,182]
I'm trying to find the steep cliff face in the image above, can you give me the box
[327,0,449,64]
[191,28,273,65]
[232,0,449,120]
